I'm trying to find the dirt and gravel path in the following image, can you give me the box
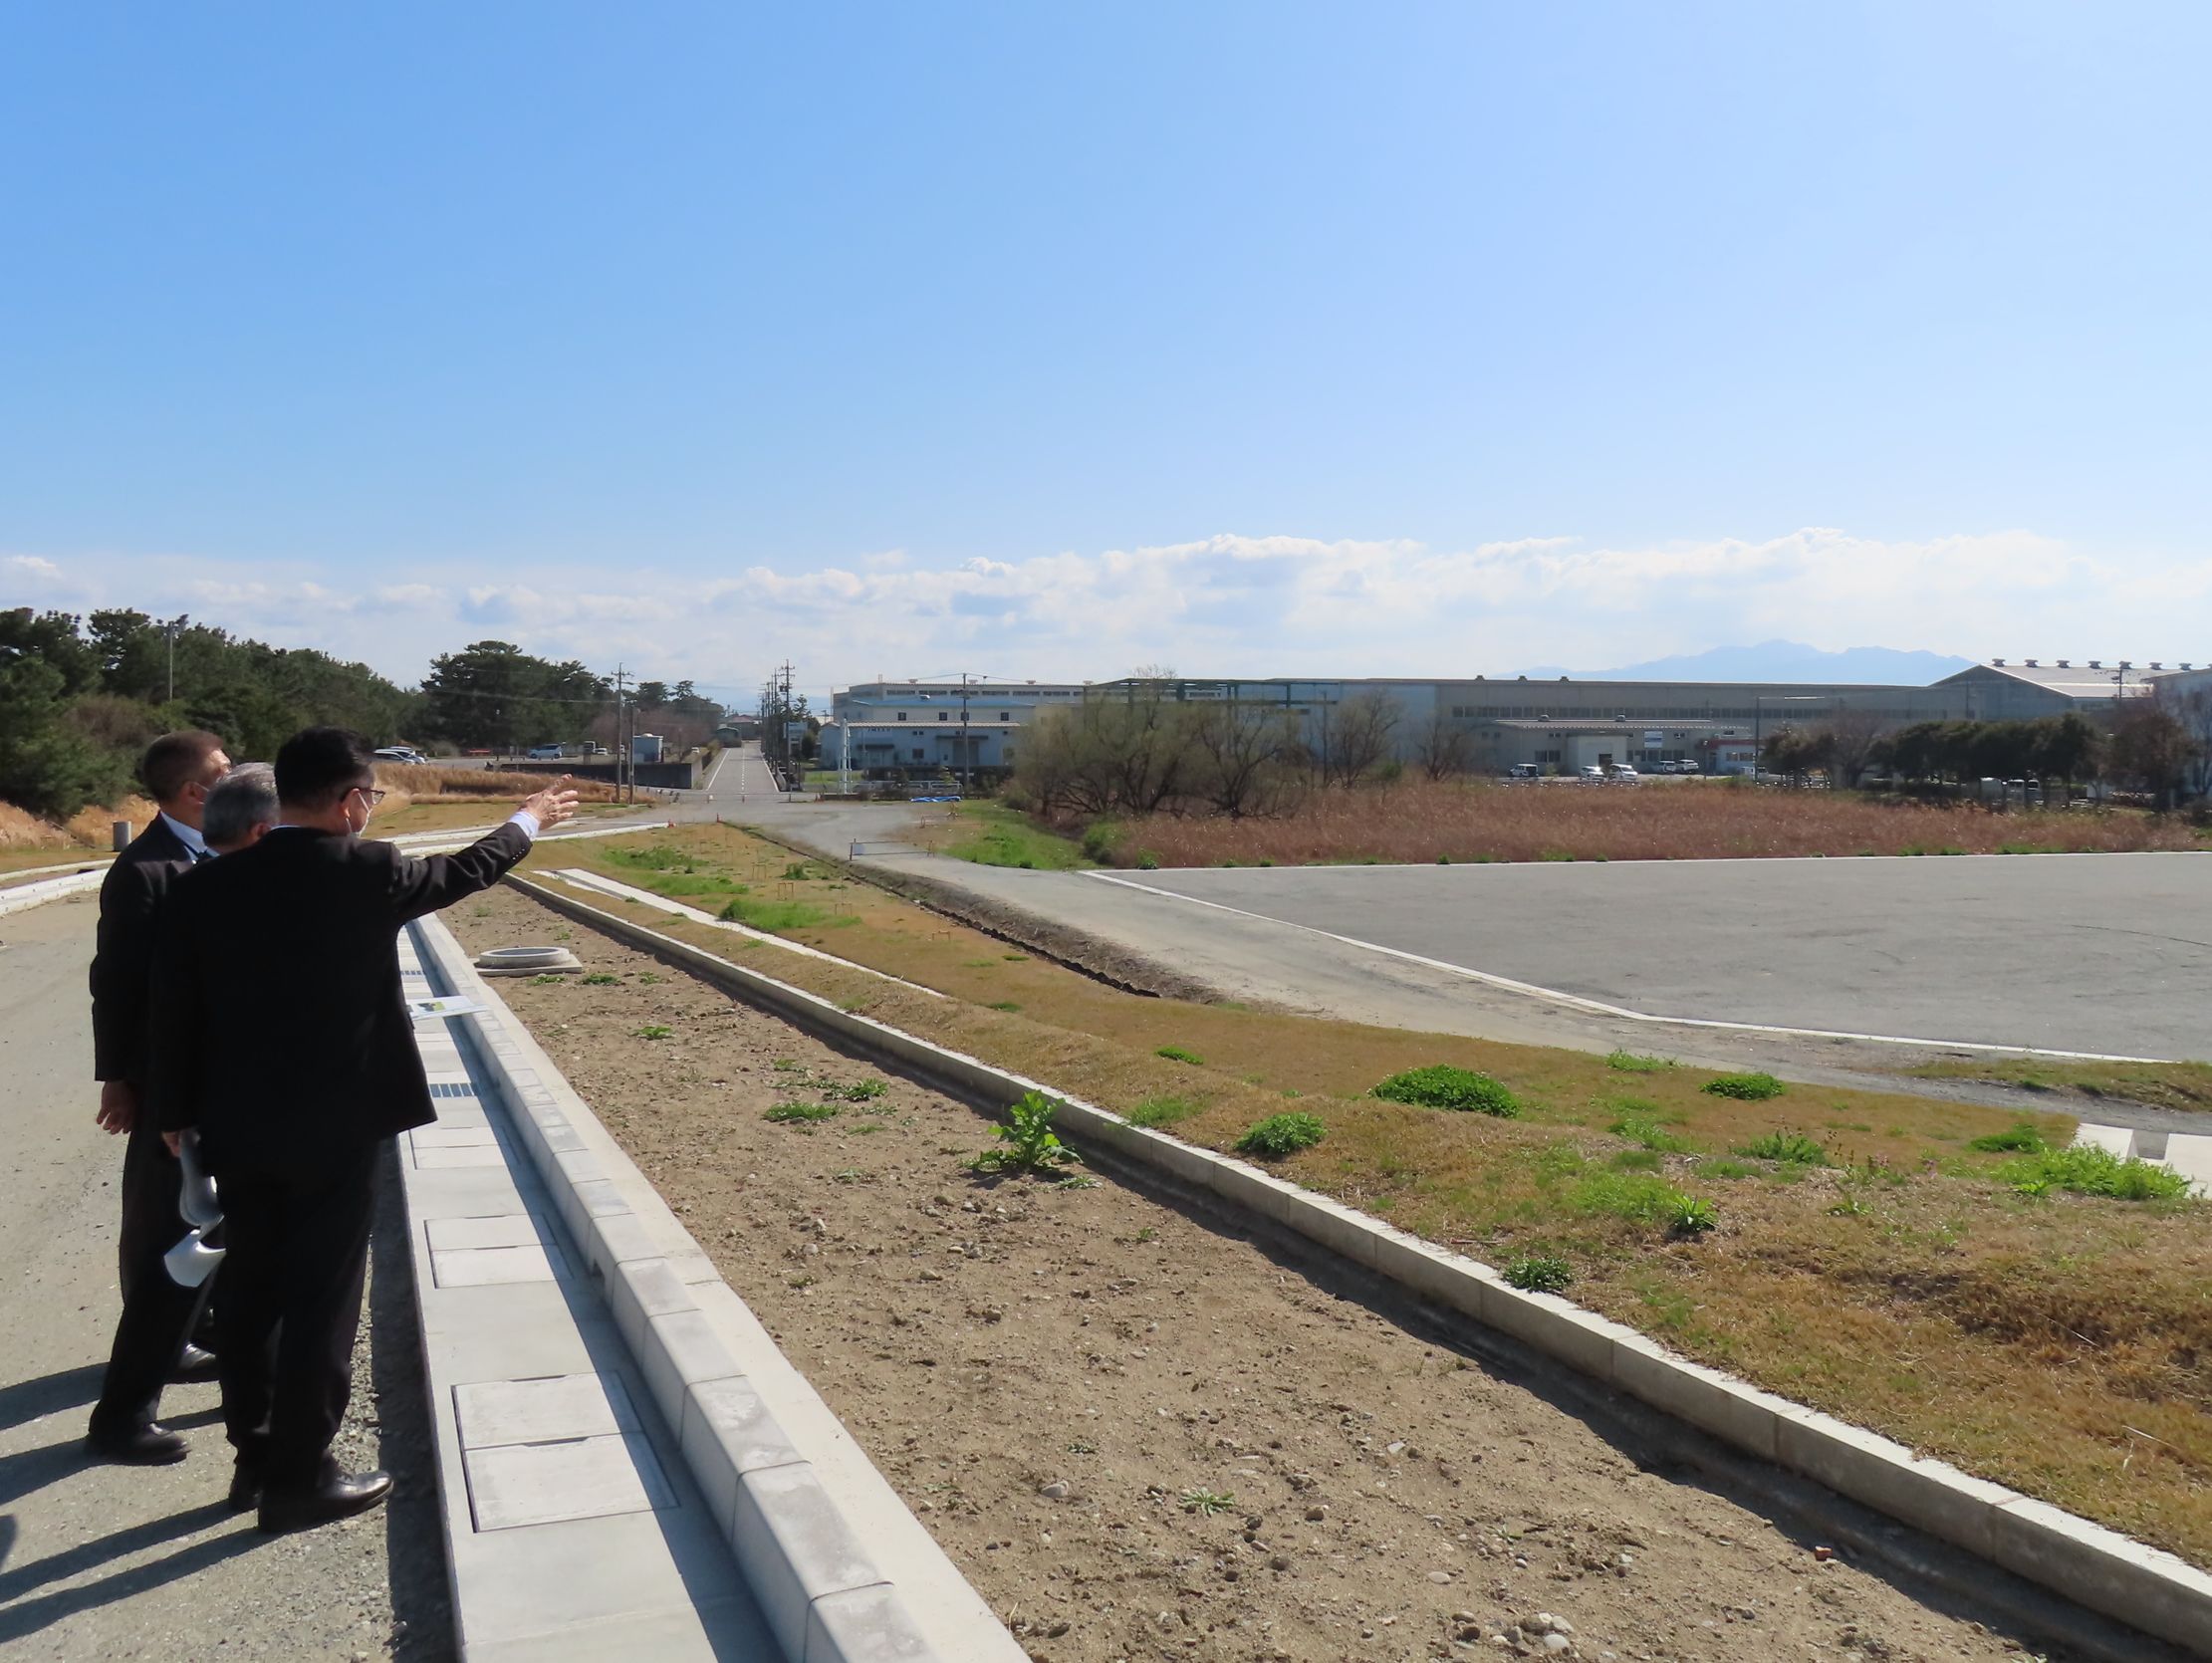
[452,884,2135,1663]
[0,896,450,1661]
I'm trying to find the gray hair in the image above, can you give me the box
[202,762,279,853]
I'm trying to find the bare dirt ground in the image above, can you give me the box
[449,885,2147,1663]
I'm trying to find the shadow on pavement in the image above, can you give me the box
[0,1364,102,1434]
[0,1504,259,1643]
[369,1139,456,1663]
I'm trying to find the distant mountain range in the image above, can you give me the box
[1516,640,1975,685]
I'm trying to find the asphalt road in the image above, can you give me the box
[0,896,451,1660]
[1090,852,2212,1061]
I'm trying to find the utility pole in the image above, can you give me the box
[165,615,188,703]
[613,665,630,806]
[958,671,973,795]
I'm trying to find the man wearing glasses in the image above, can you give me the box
[146,726,578,1531]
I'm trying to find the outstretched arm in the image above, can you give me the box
[385,777,580,922]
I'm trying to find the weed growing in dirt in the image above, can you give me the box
[1372,1065,1522,1117]
[1235,1112,1327,1158]
[581,973,620,986]
[1154,1044,1205,1065]
[604,843,692,871]
[635,972,663,984]
[1694,1158,1758,1180]
[2001,1146,2192,1200]
[1737,1131,1832,1166]
[719,895,854,933]
[1668,1193,1720,1235]
[1504,1254,1573,1293]
[820,1079,887,1102]
[1566,1170,1679,1224]
[1704,1071,1786,1100]
[1967,1122,2048,1154]
[765,1101,840,1123]
[772,1059,804,1070]
[1178,1488,1237,1516]
[530,973,565,985]
[987,1000,1023,1012]
[1126,1095,1202,1128]
[971,1090,1081,1173]
[1607,1052,1676,1073]
[635,1025,672,1041]
[1609,1115,1694,1153]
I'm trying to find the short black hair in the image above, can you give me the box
[139,731,226,805]
[275,726,376,810]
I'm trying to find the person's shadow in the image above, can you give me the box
[0,1362,265,1641]
[0,1504,259,1642]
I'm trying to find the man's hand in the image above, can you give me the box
[96,1079,137,1136]
[522,776,582,832]
[162,1129,186,1157]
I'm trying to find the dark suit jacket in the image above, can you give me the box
[148,821,531,1175]
[89,816,200,1085]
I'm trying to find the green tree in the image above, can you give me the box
[420,641,607,751]
[0,655,128,818]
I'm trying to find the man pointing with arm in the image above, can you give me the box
[148,727,577,1529]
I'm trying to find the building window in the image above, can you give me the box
[912,748,925,761]
[895,712,906,721]
[998,711,1011,721]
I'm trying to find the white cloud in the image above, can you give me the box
[6,528,2202,697]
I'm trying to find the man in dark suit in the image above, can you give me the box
[149,727,577,1531]
[84,730,232,1464]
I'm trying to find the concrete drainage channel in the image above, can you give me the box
[396,914,1024,1662]
[502,871,2212,1661]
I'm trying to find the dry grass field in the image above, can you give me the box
[0,795,158,853]
[1094,778,2207,866]
[513,824,2212,1566]
[367,763,624,835]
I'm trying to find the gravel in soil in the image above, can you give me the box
[452,887,2097,1663]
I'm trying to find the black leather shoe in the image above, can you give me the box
[171,1343,220,1385]
[258,1465,392,1534]
[85,1422,187,1465]
[226,1460,264,1512]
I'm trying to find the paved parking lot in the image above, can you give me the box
[1091,851,2212,1060]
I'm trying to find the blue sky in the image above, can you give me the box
[3,2,2207,697]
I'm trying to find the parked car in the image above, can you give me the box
[1506,763,1541,780]
[1607,765,1641,782]
[1579,765,1605,782]
[372,746,427,765]
[527,744,564,760]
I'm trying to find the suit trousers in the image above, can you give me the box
[89,1113,211,1434]
[212,1152,378,1485]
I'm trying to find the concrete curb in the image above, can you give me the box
[0,868,105,916]
[505,872,2212,1658]
[411,913,1021,1663]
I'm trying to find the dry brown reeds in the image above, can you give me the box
[1106,779,2205,866]
[371,762,620,804]
[0,795,159,850]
